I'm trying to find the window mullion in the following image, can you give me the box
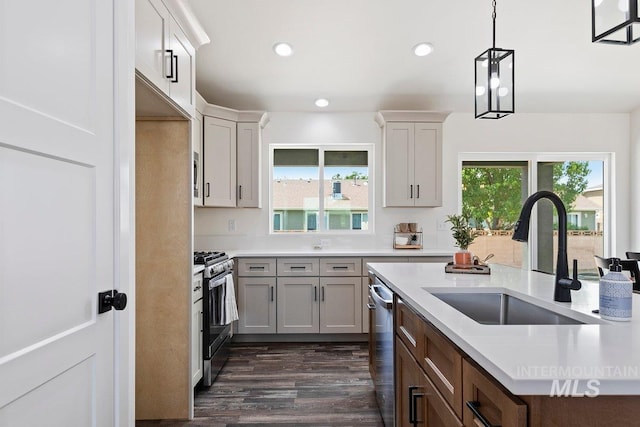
[318,148,325,232]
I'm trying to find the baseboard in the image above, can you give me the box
[231,333,368,343]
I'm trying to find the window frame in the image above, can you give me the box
[269,144,374,235]
[458,152,613,272]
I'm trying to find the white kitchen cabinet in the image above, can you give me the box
[203,116,237,207]
[319,277,362,333]
[135,0,195,116]
[237,277,277,334]
[236,122,261,208]
[167,15,195,115]
[191,272,203,385]
[193,111,203,206]
[277,277,320,333]
[376,111,449,208]
[136,0,170,94]
[384,122,441,207]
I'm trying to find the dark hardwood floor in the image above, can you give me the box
[136,342,383,426]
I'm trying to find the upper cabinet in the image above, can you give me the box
[201,105,269,208]
[376,111,450,207]
[236,122,262,208]
[135,0,171,94]
[203,116,237,207]
[135,0,207,118]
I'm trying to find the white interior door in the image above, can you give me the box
[0,1,119,426]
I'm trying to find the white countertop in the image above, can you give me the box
[367,262,640,396]
[193,265,205,275]
[228,248,454,258]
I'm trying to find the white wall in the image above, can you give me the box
[195,111,631,256]
[631,108,640,251]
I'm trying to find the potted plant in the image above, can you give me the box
[446,214,478,266]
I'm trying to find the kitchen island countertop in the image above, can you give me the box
[367,262,640,396]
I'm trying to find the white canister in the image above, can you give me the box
[599,258,633,321]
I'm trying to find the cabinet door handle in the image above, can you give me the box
[270,286,274,302]
[321,286,325,302]
[249,266,265,271]
[171,52,178,83]
[314,286,317,301]
[206,182,210,198]
[408,386,424,426]
[165,49,174,79]
[238,185,242,200]
[465,401,496,427]
[291,266,306,270]
[410,184,413,199]
[332,265,349,270]
[417,184,420,199]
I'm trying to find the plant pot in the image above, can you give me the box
[454,250,472,267]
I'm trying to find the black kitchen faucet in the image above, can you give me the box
[512,190,582,302]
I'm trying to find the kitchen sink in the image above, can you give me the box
[430,292,589,325]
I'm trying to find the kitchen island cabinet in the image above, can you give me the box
[368,262,640,426]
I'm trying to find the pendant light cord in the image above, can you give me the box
[492,0,497,49]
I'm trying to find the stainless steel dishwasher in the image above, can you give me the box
[370,277,394,426]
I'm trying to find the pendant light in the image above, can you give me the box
[592,0,640,44]
[474,0,514,119]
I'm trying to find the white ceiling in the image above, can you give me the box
[188,0,640,114]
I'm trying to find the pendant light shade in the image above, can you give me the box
[475,1,514,119]
[474,48,514,119]
[592,0,640,44]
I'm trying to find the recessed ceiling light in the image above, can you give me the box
[413,42,434,57]
[273,42,293,57]
[315,98,329,108]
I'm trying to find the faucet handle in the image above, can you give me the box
[570,259,582,290]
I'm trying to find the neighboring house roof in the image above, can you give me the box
[273,179,368,210]
[570,194,602,212]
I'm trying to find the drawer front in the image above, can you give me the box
[462,359,527,427]
[422,363,464,427]
[237,258,277,276]
[277,257,319,276]
[320,257,362,276]
[420,320,463,418]
[395,297,423,360]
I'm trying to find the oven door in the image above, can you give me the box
[203,269,232,360]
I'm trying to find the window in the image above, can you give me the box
[271,146,372,233]
[352,213,368,230]
[273,212,282,231]
[461,155,608,280]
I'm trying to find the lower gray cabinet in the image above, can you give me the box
[277,276,320,333]
[319,277,362,333]
[237,277,277,334]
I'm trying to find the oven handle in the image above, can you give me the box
[209,271,232,289]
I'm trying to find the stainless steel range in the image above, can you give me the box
[194,251,235,386]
